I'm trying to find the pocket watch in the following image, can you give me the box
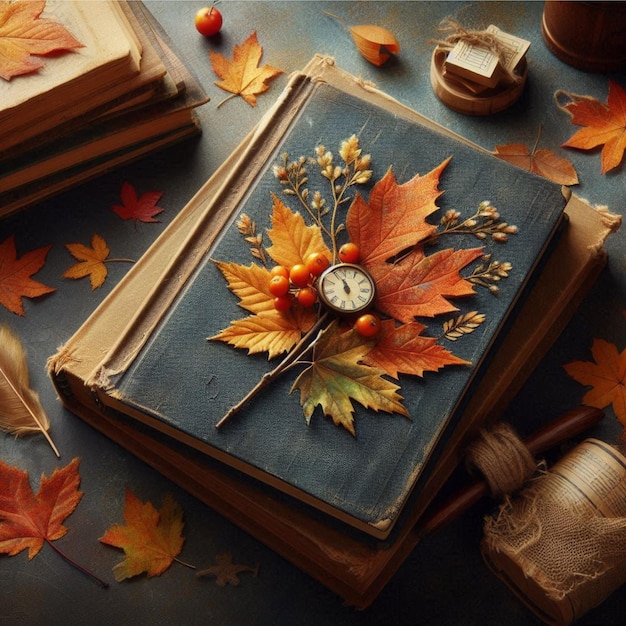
[317,263,376,314]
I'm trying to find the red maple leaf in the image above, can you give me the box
[112,182,164,223]
[0,235,55,315]
[363,319,470,378]
[0,458,82,559]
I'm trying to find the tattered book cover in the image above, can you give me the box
[100,63,566,537]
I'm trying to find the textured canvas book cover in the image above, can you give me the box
[51,56,568,539]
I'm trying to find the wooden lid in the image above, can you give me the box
[430,48,527,116]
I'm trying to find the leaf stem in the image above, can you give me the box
[46,539,109,589]
[174,556,196,569]
[106,258,135,264]
[216,312,330,428]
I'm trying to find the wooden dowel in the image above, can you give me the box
[417,406,604,536]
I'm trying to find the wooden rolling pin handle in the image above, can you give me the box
[418,406,604,536]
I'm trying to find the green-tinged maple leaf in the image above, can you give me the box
[99,490,185,582]
[370,246,484,322]
[266,194,332,268]
[0,235,54,316]
[211,309,317,359]
[0,457,82,559]
[346,160,450,266]
[291,321,409,435]
[564,339,626,428]
[0,0,84,81]
[363,319,470,379]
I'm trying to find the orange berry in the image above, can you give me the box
[270,265,290,279]
[338,242,360,264]
[289,263,311,288]
[269,274,290,297]
[355,313,380,337]
[274,294,293,312]
[305,252,330,276]
[297,286,317,307]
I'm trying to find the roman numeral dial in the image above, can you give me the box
[318,263,376,314]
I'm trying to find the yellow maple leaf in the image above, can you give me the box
[99,490,185,582]
[213,260,274,314]
[564,339,626,428]
[266,194,332,268]
[209,31,282,107]
[63,234,133,290]
[211,309,316,359]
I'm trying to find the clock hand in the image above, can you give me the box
[342,279,351,294]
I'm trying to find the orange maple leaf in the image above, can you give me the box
[0,458,82,559]
[63,233,133,290]
[99,489,186,582]
[0,0,84,81]
[493,143,579,185]
[564,339,626,428]
[209,31,282,107]
[364,319,470,379]
[560,81,626,174]
[346,160,449,266]
[112,182,164,223]
[0,234,54,316]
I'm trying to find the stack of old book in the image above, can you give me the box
[0,0,208,217]
[48,56,620,609]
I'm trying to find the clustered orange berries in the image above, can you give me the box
[268,252,330,312]
[268,244,380,337]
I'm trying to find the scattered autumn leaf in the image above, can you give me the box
[564,339,626,428]
[196,552,259,586]
[63,233,133,290]
[559,80,626,174]
[349,24,400,66]
[493,143,579,185]
[0,234,55,316]
[100,489,186,582]
[0,458,81,558]
[112,181,164,223]
[291,321,409,435]
[209,31,282,107]
[0,0,84,81]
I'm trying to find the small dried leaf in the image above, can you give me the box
[493,143,579,185]
[442,311,486,341]
[349,24,400,66]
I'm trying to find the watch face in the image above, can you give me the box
[318,263,376,313]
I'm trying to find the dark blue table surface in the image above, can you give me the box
[1,2,625,624]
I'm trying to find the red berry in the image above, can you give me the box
[274,294,293,312]
[289,264,311,288]
[338,242,360,264]
[269,275,290,297]
[305,252,330,276]
[297,286,317,307]
[355,313,380,337]
[195,6,223,37]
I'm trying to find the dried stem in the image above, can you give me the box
[216,312,329,428]
[46,539,109,589]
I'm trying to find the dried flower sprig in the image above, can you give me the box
[273,134,372,261]
[436,200,518,243]
[237,214,267,265]
[466,254,512,294]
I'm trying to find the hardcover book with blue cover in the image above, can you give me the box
[50,56,570,542]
